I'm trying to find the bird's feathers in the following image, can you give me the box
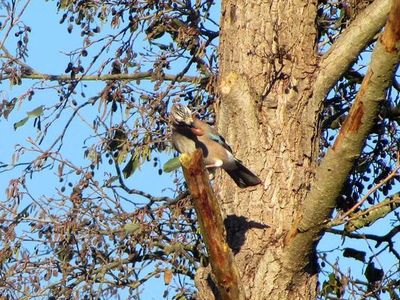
[169,104,194,127]
[226,161,262,188]
[169,104,261,188]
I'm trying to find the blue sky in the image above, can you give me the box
[0,0,175,196]
[0,1,178,298]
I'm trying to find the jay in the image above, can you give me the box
[169,104,261,188]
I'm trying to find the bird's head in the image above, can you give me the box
[170,104,194,127]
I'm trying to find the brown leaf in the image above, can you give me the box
[58,163,64,177]
[164,268,172,285]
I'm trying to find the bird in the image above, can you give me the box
[169,104,261,188]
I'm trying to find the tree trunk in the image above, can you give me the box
[202,1,321,299]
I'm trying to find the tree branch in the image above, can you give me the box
[284,0,400,271]
[112,159,187,205]
[313,0,391,104]
[301,0,400,232]
[327,225,400,260]
[0,44,36,74]
[327,226,400,255]
[180,150,243,300]
[344,193,400,232]
[0,69,203,84]
[0,34,205,85]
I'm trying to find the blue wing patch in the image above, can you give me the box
[207,132,233,153]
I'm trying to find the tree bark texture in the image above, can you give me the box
[215,1,320,299]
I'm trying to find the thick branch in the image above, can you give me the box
[313,0,391,103]
[302,0,400,232]
[180,150,243,300]
[284,0,400,271]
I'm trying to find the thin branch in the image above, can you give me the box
[0,69,204,84]
[345,194,400,232]
[313,0,391,104]
[335,160,400,223]
[0,0,31,52]
[0,44,36,74]
[113,159,186,205]
[0,43,204,84]
[327,226,400,259]
[327,193,400,229]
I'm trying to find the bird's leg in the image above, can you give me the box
[207,167,216,180]
[205,160,222,181]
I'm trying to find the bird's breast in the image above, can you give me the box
[172,133,197,154]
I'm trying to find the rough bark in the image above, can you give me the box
[216,1,320,299]
[192,0,400,300]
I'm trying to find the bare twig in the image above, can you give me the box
[338,161,400,222]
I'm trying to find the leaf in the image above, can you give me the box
[57,245,73,262]
[163,157,181,173]
[123,222,141,234]
[164,269,172,285]
[60,0,74,8]
[322,273,341,297]
[88,148,100,164]
[365,262,384,283]
[3,98,17,120]
[343,248,366,262]
[151,42,169,50]
[57,163,64,177]
[27,105,44,117]
[122,155,140,178]
[13,117,29,130]
[146,25,165,40]
[117,145,129,164]
[13,204,32,225]
[108,127,127,151]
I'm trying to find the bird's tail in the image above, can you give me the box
[226,161,261,188]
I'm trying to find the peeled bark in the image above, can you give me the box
[180,151,243,300]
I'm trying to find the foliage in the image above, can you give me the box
[0,0,399,299]
[0,0,217,298]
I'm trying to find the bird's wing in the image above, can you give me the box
[194,118,234,153]
[206,131,233,153]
